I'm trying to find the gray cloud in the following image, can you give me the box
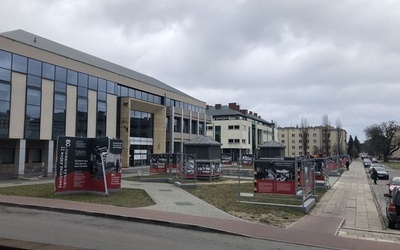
[1,0,399,141]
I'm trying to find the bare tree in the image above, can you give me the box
[300,117,310,157]
[365,121,400,162]
[321,114,331,156]
[335,118,344,156]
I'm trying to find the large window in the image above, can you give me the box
[1,148,14,164]
[183,119,189,134]
[215,126,221,142]
[97,101,106,137]
[12,54,27,73]
[0,83,10,138]
[0,50,12,69]
[191,120,197,134]
[173,117,181,132]
[52,93,66,139]
[76,97,88,137]
[25,88,41,139]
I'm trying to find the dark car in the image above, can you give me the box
[387,177,400,196]
[372,166,389,180]
[385,186,400,229]
[363,158,372,168]
[368,163,383,174]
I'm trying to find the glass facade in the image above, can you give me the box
[130,110,153,166]
[0,49,206,142]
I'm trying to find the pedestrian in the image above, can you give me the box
[345,160,350,170]
[371,167,378,184]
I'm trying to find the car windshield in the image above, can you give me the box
[392,178,400,185]
[374,167,385,171]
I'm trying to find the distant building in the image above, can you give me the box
[0,29,210,179]
[277,125,347,157]
[205,103,276,160]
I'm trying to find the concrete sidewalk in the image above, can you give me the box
[0,161,400,249]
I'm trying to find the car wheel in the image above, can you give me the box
[388,219,396,229]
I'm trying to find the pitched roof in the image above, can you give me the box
[0,29,192,99]
[260,140,286,148]
[184,135,222,146]
[206,105,273,126]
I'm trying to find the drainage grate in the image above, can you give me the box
[174,202,194,206]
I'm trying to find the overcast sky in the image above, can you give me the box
[2,0,400,142]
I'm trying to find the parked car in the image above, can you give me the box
[368,163,384,174]
[363,158,373,168]
[372,158,379,163]
[385,186,400,229]
[387,177,400,196]
[372,166,389,180]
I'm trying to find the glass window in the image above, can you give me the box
[67,70,77,85]
[0,50,12,69]
[54,94,66,109]
[12,54,27,73]
[1,149,14,163]
[98,78,106,92]
[142,92,148,101]
[76,97,88,137]
[129,88,135,98]
[42,63,55,80]
[107,80,115,94]
[0,68,11,82]
[25,105,40,139]
[147,93,154,103]
[78,73,88,87]
[78,86,88,97]
[97,101,107,137]
[54,81,66,93]
[55,66,67,82]
[77,98,87,112]
[27,75,41,88]
[98,91,107,101]
[26,88,41,105]
[154,95,161,104]
[120,86,128,96]
[30,148,42,163]
[0,100,10,138]
[28,58,42,76]
[135,90,141,99]
[88,75,97,90]
[0,83,10,101]
[53,92,66,140]
[0,100,10,112]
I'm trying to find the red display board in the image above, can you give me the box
[55,137,122,195]
[254,159,297,195]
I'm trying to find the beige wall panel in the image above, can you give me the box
[107,94,117,139]
[40,79,54,139]
[153,108,166,154]
[65,85,77,136]
[9,72,26,138]
[87,90,97,138]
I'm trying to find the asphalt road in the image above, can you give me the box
[0,205,331,250]
[367,164,400,230]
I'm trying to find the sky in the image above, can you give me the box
[1,0,400,142]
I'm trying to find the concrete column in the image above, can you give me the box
[15,139,26,179]
[44,140,54,177]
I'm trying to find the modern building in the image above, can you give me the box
[277,125,347,157]
[0,29,210,179]
[205,103,276,160]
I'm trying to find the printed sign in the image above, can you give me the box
[55,136,123,195]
